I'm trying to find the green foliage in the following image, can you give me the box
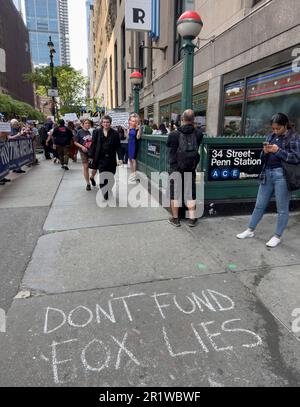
[0,93,45,121]
[24,65,88,116]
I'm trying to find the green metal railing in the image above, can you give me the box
[138,134,300,203]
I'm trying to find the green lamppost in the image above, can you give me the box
[177,11,203,112]
[47,36,57,119]
[130,71,143,114]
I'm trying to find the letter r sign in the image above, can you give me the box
[133,8,146,24]
[125,0,152,32]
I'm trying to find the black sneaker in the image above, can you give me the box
[3,178,11,183]
[90,177,96,187]
[86,184,91,191]
[168,217,181,227]
[188,218,198,228]
[13,169,26,174]
[0,180,5,185]
[64,166,69,171]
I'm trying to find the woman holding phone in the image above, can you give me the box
[237,113,300,248]
[74,119,97,191]
[127,113,142,182]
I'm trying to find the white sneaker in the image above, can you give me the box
[266,236,281,248]
[236,229,255,239]
[128,179,137,185]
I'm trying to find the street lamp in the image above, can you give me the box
[47,36,57,119]
[130,71,143,114]
[177,11,203,112]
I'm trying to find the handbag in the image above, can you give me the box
[88,129,102,170]
[281,161,300,191]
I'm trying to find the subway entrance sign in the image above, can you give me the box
[208,146,263,182]
[199,136,268,202]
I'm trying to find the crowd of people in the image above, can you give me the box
[1,110,299,249]
[0,119,39,185]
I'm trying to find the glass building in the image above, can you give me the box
[24,0,70,66]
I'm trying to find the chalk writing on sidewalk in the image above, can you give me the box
[41,289,263,384]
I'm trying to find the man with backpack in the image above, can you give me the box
[53,119,74,170]
[167,109,203,228]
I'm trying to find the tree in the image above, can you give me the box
[24,65,88,116]
[0,94,45,121]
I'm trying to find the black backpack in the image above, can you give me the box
[38,126,48,144]
[176,131,199,171]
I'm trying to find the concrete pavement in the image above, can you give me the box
[0,158,299,387]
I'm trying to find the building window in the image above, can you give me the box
[193,91,208,131]
[114,42,118,107]
[245,65,300,135]
[121,19,126,103]
[160,104,171,124]
[223,81,245,136]
[173,0,196,65]
[109,56,113,108]
[223,65,300,136]
[160,90,207,127]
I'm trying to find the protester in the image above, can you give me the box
[237,113,300,248]
[27,123,39,166]
[39,122,52,160]
[68,121,79,162]
[143,119,153,135]
[168,120,177,133]
[165,122,171,134]
[167,109,203,228]
[74,119,97,191]
[45,116,54,132]
[0,126,10,185]
[89,120,95,135]
[117,126,129,166]
[89,115,122,200]
[159,123,168,135]
[152,124,161,135]
[127,113,142,183]
[46,123,60,163]
[52,119,74,170]
[9,119,26,174]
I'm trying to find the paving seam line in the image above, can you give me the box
[43,218,169,234]
[19,270,229,299]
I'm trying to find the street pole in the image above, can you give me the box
[47,36,57,120]
[177,11,203,113]
[130,71,143,115]
[49,52,56,119]
[181,38,196,112]
[133,85,140,114]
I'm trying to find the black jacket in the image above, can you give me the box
[38,125,48,144]
[53,126,73,146]
[89,127,122,171]
[167,124,203,171]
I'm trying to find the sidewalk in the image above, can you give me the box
[0,158,299,387]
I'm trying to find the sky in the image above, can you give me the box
[68,0,88,76]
